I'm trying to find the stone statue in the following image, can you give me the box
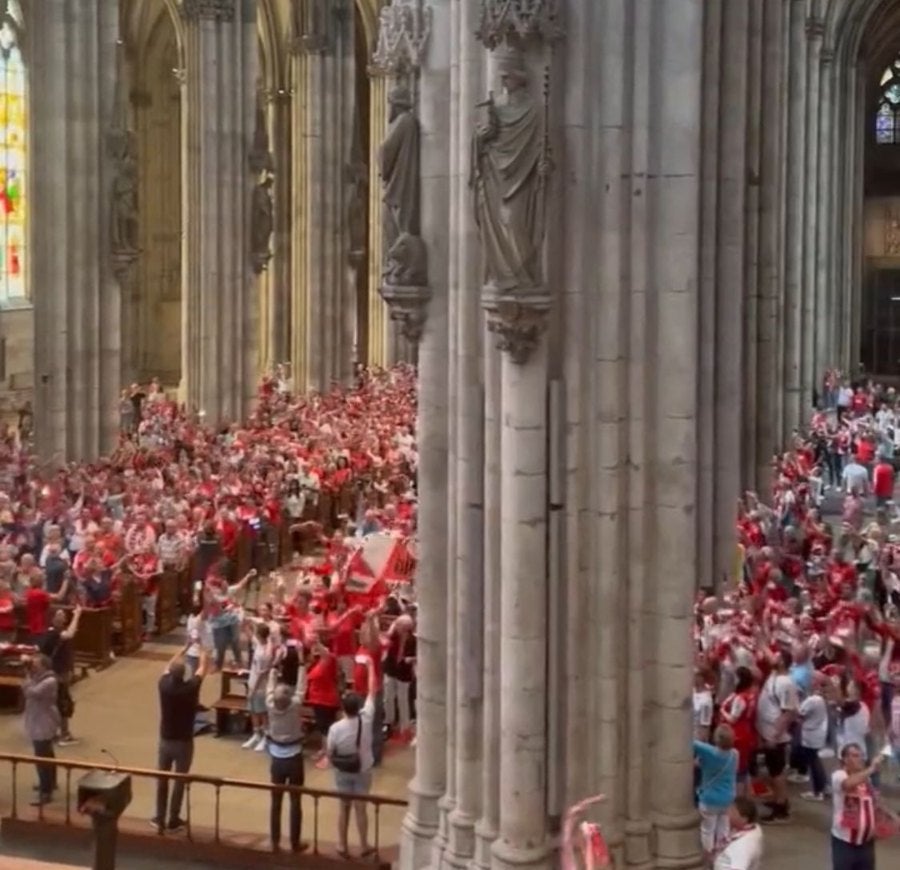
[385,231,427,286]
[110,134,139,255]
[379,85,421,264]
[250,173,274,273]
[471,52,547,292]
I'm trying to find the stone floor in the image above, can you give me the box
[0,639,898,868]
[0,637,412,861]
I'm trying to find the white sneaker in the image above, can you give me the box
[254,735,268,752]
[242,733,261,750]
[787,772,808,785]
[819,748,835,759]
[800,791,824,802]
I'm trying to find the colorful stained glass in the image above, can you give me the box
[877,102,896,144]
[0,5,26,305]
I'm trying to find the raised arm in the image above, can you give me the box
[61,605,82,640]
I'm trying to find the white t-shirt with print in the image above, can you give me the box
[836,704,871,761]
[693,689,714,739]
[713,825,763,870]
[798,694,828,750]
[755,673,798,744]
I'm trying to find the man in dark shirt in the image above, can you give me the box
[154,645,208,833]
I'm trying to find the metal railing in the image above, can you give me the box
[0,751,407,862]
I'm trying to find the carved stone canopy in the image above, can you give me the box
[476,0,563,50]
[380,283,431,344]
[482,287,549,365]
[371,0,433,77]
[182,0,235,22]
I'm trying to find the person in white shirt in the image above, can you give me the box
[714,796,763,870]
[797,675,829,800]
[755,650,799,822]
[830,743,884,870]
[326,658,377,859]
[841,459,870,495]
[694,671,714,742]
[836,687,871,763]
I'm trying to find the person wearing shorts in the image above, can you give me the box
[755,650,799,823]
[326,658,377,859]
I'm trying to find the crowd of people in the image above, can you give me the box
[13,362,900,865]
[694,371,900,869]
[8,366,419,858]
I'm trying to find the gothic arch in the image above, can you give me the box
[122,0,185,70]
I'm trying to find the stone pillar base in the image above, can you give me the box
[444,808,477,868]
[472,818,498,870]
[399,781,443,870]
[653,810,704,870]
[489,837,549,870]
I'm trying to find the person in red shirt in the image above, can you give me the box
[327,600,363,685]
[0,579,16,641]
[305,641,341,766]
[872,456,895,508]
[24,574,68,642]
[718,666,758,797]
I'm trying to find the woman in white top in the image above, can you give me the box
[714,797,763,870]
[830,743,884,870]
[798,676,830,800]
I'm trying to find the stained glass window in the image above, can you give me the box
[0,2,26,305]
[877,59,900,145]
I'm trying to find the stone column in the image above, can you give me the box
[648,1,704,867]
[714,0,748,585]
[446,0,484,864]
[293,0,356,391]
[32,0,120,461]
[268,87,293,368]
[755,0,785,491]
[815,51,833,372]
[180,0,258,423]
[802,16,823,405]
[398,0,450,866]
[474,333,501,870]
[781,0,808,441]
[472,16,555,868]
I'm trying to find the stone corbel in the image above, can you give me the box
[370,0,433,77]
[482,287,549,365]
[379,283,431,343]
[181,0,235,22]
[476,0,563,50]
[805,17,825,40]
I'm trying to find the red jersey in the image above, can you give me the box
[352,645,384,695]
[328,610,361,657]
[306,654,340,709]
[24,588,51,635]
[873,462,895,499]
[0,592,15,631]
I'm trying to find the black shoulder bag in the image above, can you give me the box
[331,718,362,774]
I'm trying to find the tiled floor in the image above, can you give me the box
[0,642,412,861]
[1,640,899,868]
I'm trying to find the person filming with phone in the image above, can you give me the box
[326,656,377,860]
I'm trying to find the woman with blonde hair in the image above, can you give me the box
[694,724,739,861]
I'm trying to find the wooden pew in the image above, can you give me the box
[112,577,142,656]
[71,606,113,669]
[155,571,179,636]
[0,673,24,712]
[212,668,250,737]
[176,564,193,618]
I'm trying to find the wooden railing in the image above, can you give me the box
[0,751,406,865]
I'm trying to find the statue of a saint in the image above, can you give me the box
[250,174,274,273]
[379,86,421,265]
[471,54,546,292]
[110,136,139,255]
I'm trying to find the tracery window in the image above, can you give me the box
[876,60,900,144]
[0,1,25,306]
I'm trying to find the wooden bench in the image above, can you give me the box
[0,673,24,712]
[213,669,250,737]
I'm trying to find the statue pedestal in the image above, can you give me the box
[481,285,550,365]
[379,282,431,342]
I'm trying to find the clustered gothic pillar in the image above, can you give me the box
[179,0,258,423]
[32,0,120,461]
[290,0,356,391]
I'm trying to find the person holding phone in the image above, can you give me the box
[326,657,377,859]
[830,743,885,870]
